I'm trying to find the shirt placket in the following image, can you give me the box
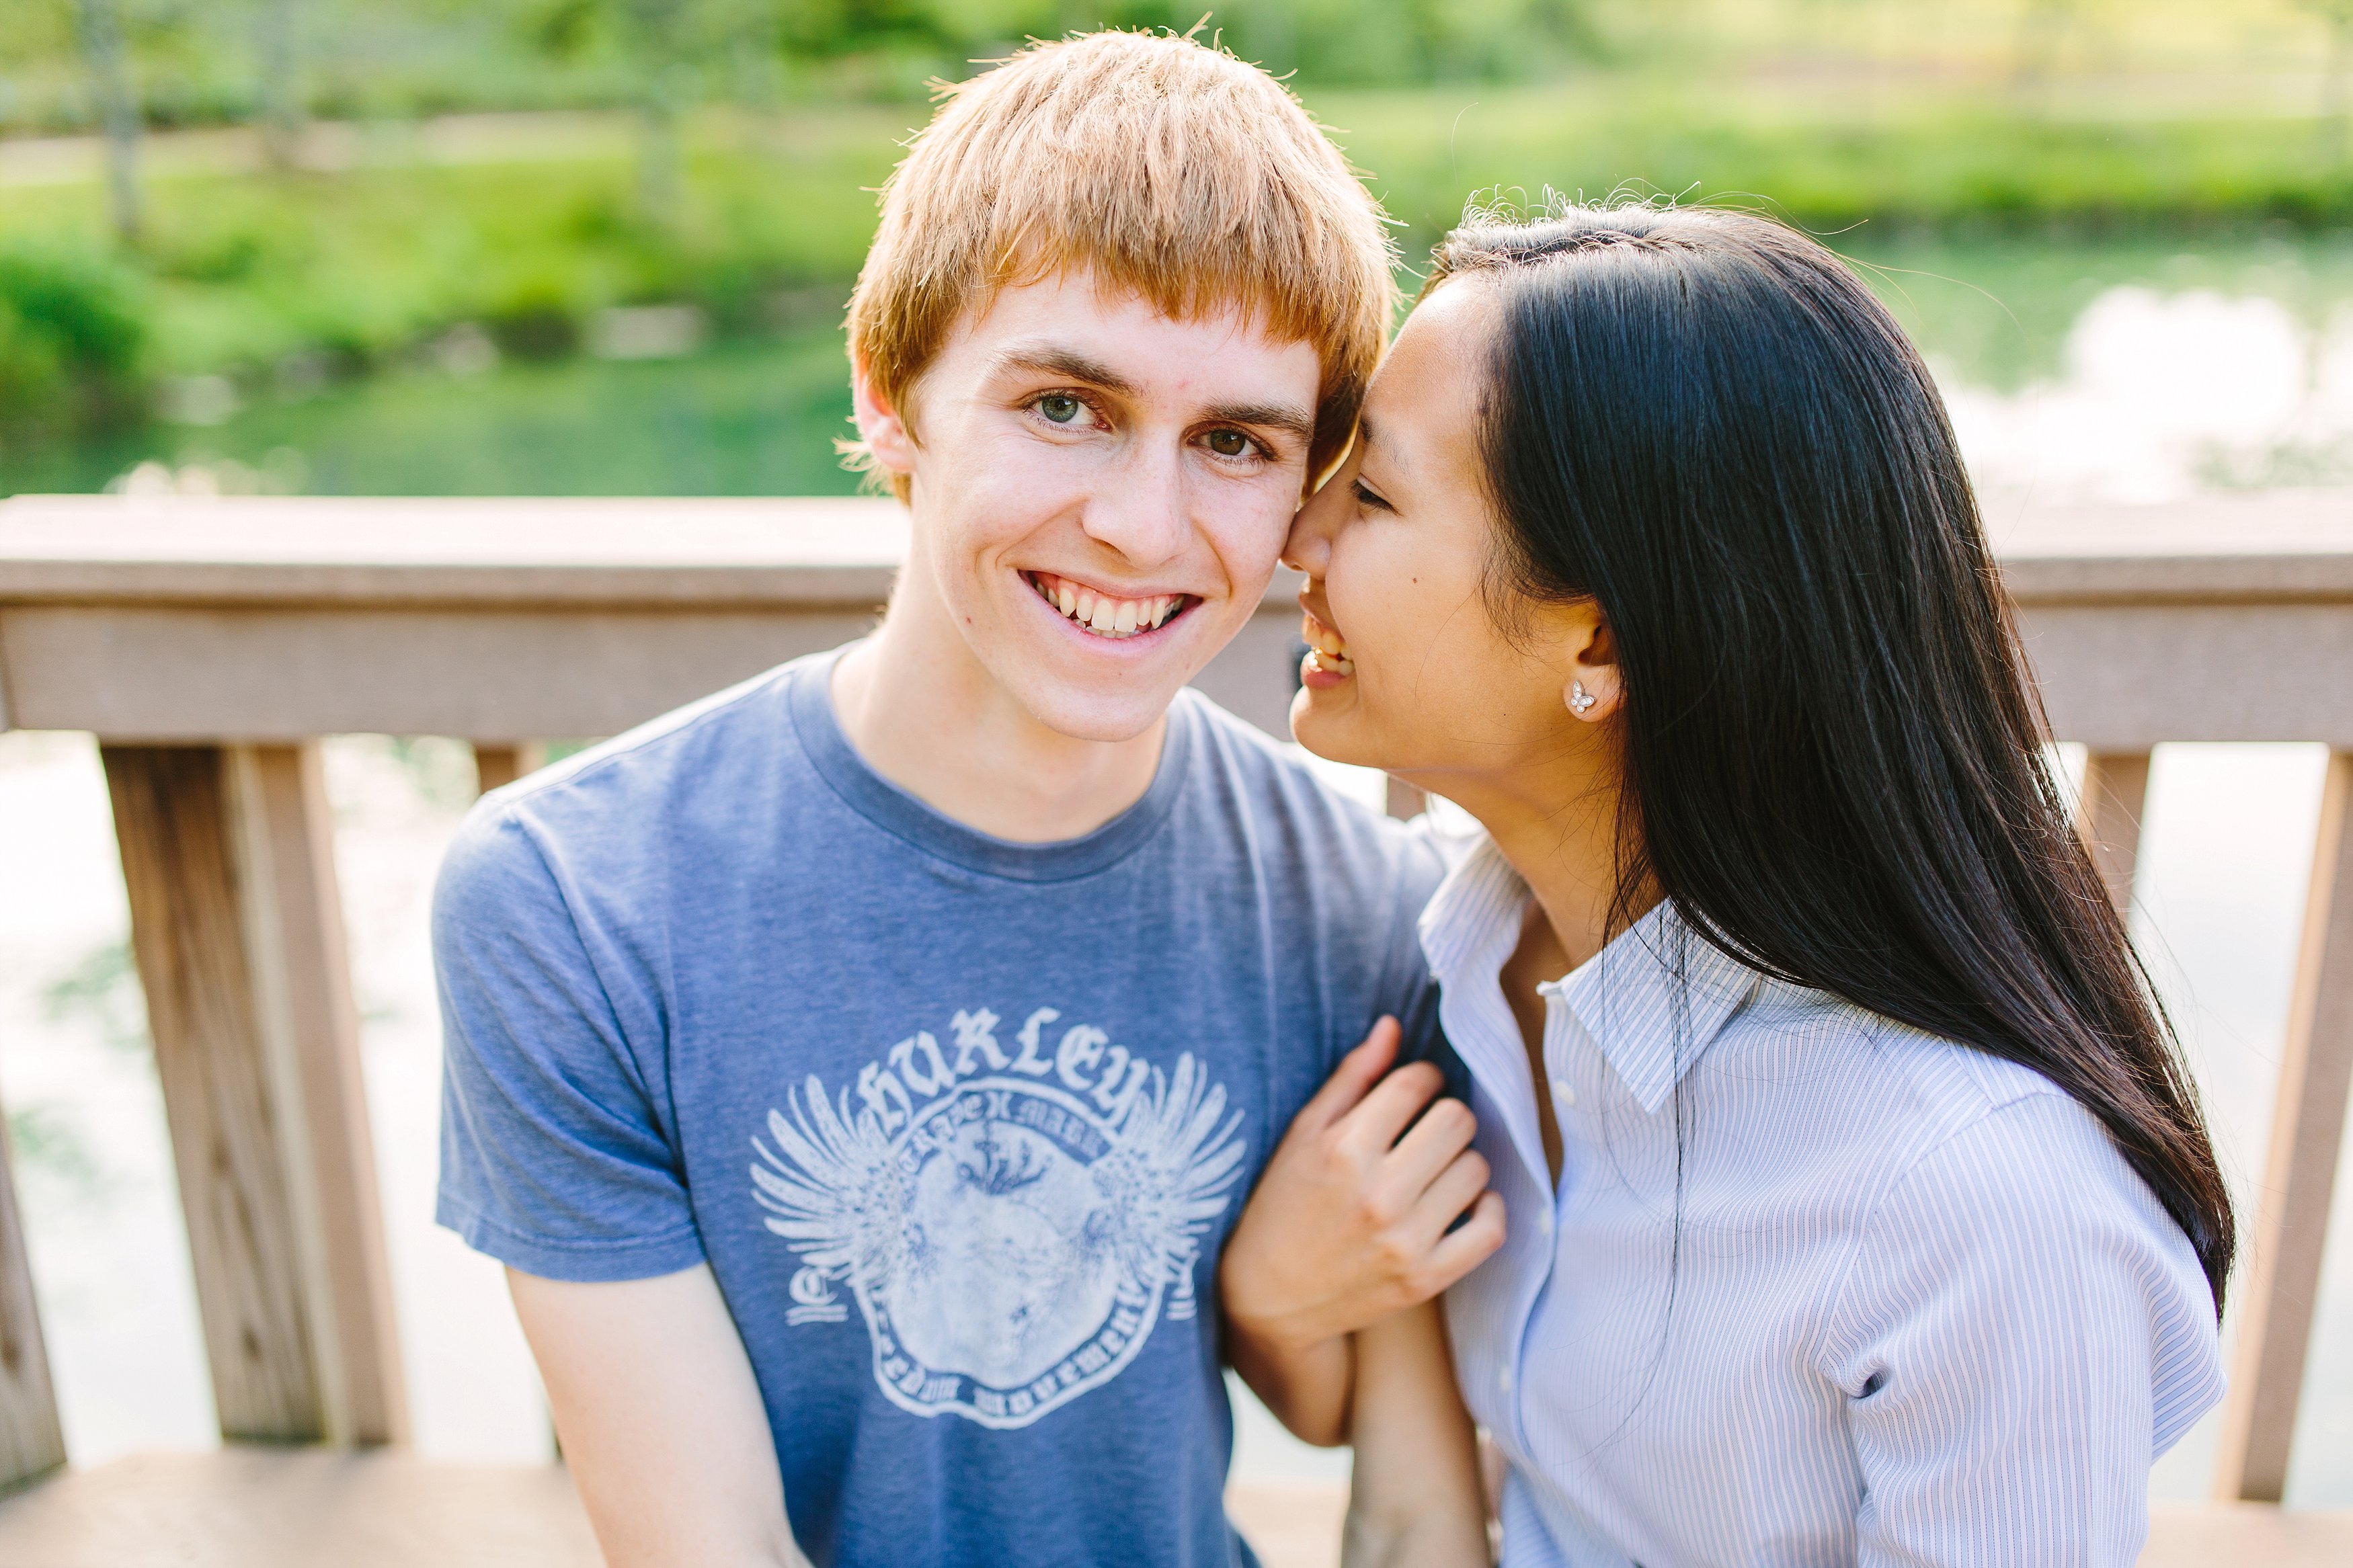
[1498,986,1584,1450]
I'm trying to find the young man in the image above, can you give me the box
[434,32,1499,1568]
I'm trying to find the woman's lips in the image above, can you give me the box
[1301,608,1354,677]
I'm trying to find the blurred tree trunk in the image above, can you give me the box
[637,69,685,226]
[74,0,142,244]
[257,0,303,171]
[2008,0,2077,104]
[622,0,690,226]
[2314,1,2353,165]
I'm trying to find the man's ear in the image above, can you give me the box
[850,357,918,477]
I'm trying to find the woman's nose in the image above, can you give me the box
[1280,477,1342,577]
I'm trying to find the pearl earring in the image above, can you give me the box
[1568,680,1597,716]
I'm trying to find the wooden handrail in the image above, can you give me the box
[0,489,2348,1507]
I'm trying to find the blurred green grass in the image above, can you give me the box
[3,79,2350,444]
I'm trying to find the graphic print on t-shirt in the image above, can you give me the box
[751,1003,1246,1429]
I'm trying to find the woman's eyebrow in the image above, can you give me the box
[987,344,1134,393]
[1354,415,1404,478]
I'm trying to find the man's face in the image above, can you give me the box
[859,272,1322,743]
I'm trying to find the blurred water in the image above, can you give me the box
[5,235,2352,505]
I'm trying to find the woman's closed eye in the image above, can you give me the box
[1353,478,1395,513]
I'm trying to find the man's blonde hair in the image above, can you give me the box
[846,31,1397,500]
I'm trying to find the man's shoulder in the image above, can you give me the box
[438,653,824,908]
[1172,689,1446,907]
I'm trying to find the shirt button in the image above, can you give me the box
[1538,1210,1554,1235]
[1499,1368,1513,1393]
[1551,1078,1578,1107]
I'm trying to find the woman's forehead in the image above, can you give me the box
[1361,284,1494,477]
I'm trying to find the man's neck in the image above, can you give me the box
[829,572,1169,845]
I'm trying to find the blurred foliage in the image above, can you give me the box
[0,0,2344,444]
[38,936,151,1055]
[0,245,148,431]
[0,0,2335,130]
[5,1102,108,1196]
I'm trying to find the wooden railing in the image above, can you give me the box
[0,489,2348,1555]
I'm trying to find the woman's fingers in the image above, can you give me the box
[1335,1057,1447,1158]
[1411,1148,1493,1242]
[1424,1190,1509,1288]
[1287,1016,1403,1139]
[1382,1090,1478,1193]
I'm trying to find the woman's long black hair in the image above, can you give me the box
[1429,202,2235,1311]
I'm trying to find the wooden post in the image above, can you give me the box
[2213,750,2353,1501]
[2076,750,2151,917]
[470,743,543,797]
[101,744,408,1448]
[0,1109,67,1491]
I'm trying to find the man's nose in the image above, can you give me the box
[1082,437,1190,568]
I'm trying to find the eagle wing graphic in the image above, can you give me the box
[751,1076,912,1294]
[1088,1053,1247,1300]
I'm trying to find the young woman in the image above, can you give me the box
[1230,204,2233,1565]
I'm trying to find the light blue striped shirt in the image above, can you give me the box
[1423,832,2223,1567]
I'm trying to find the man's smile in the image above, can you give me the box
[1024,571,1197,641]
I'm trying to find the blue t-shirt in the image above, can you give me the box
[434,648,1449,1568]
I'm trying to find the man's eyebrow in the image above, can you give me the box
[987,345,1135,395]
[1205,400,1318,445]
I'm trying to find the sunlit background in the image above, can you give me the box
[2,0,2351,1515]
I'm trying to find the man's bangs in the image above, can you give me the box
[845,31,1398,499]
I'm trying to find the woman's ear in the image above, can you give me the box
[1562,611,1623,723]
[850,358,918,477]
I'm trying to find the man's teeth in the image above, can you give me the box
[1032,573,1181,639]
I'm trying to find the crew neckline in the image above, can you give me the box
[789,646,1195,883]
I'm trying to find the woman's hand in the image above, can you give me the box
[1219,1018,1505,1440]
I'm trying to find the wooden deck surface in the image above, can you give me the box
[0,1450,2347,1565]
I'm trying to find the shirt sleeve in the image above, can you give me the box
[432,804,707,1282]
[1816,1090,2223,1568]
[1378,822,1470,1104]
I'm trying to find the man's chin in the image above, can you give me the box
[1014,683,1183,745]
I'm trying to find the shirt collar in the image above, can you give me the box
[1420,832,1761,1116]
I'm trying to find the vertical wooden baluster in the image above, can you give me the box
[0,1106,67,1490]
[471,744,519,796]
[471,742,546,797]
[2214,750,2353,1501]
[2076,750,2152,917]
[234,745,408,1447]
[101,743,407,1447]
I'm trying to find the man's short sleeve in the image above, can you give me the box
[433,804,706,1282]
[1386,817,1468,1101]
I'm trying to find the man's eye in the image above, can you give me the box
[1206,429,1252,458]
[1038,394,1084,425]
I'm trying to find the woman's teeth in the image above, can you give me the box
[1303,612,1355,677]
[1030,573,1183,640]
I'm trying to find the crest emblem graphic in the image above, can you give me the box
[751,1006,1246,1428]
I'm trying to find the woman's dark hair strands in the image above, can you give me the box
[1429,202,2235,1311]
